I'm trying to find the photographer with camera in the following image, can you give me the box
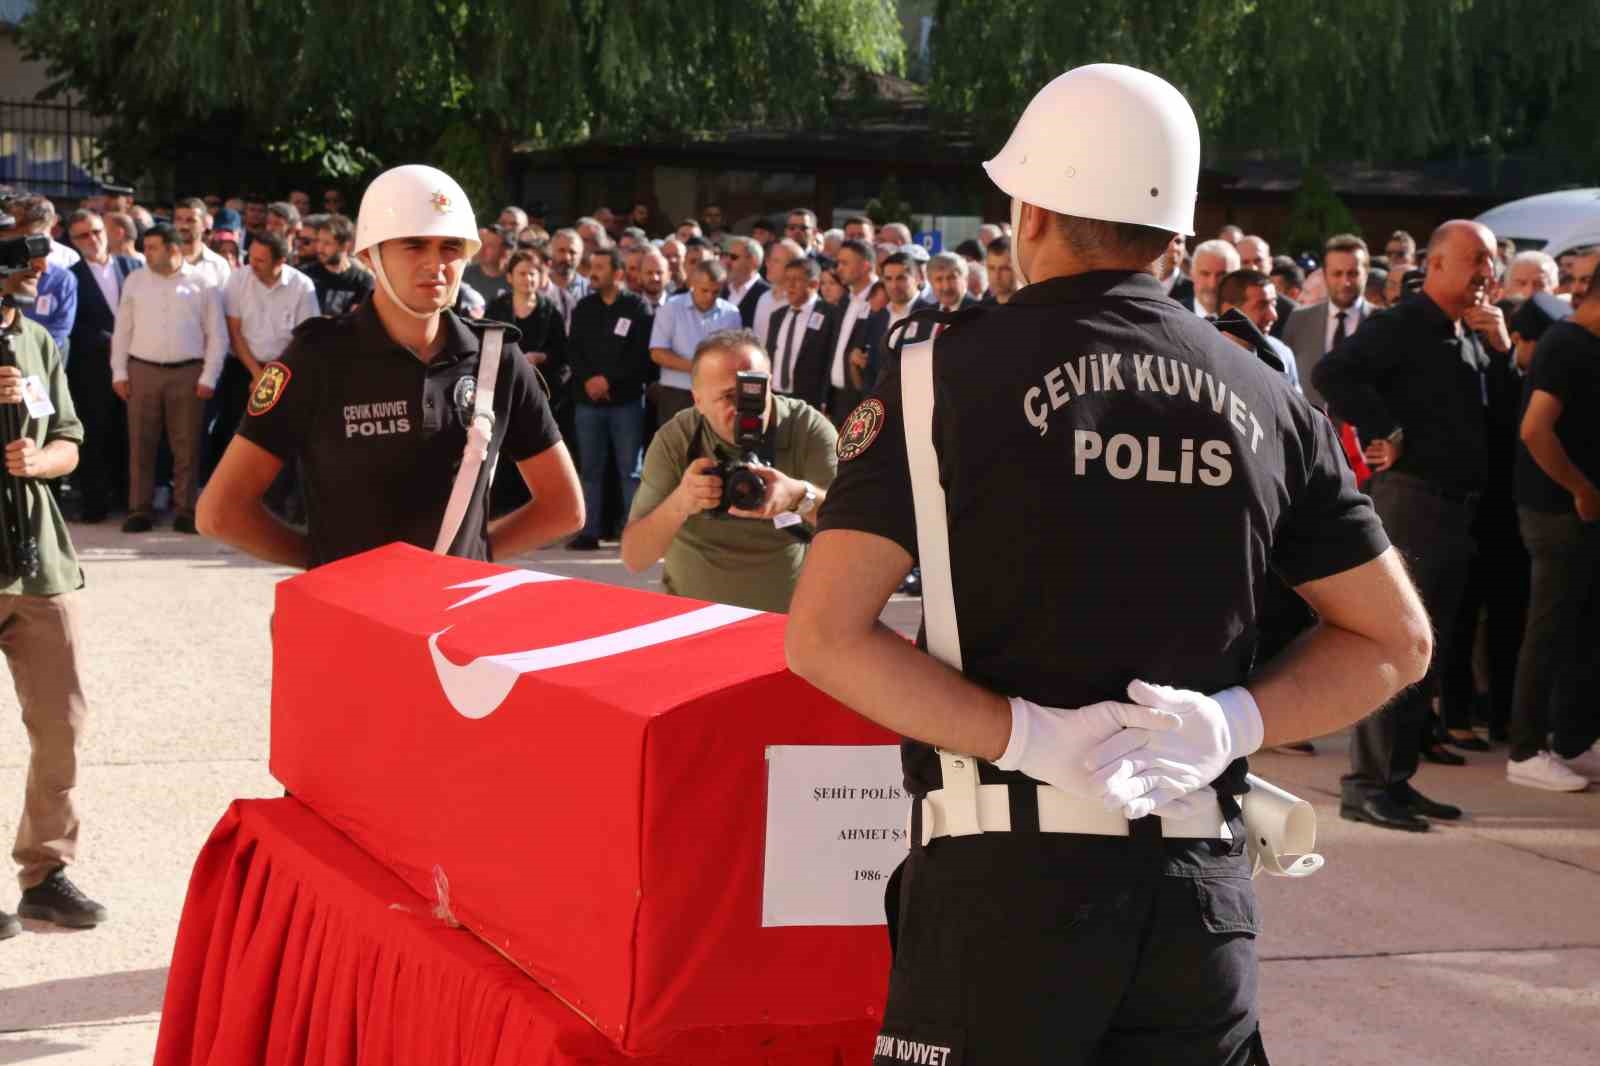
[621,329,836,613]
[0,235,105,938]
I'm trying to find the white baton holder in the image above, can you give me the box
[1241,774,1324,878]
[898,332,1323,879]
[434,328,505,555]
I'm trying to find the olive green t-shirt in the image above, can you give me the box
[0,312,84,598]
[630,396,837,612]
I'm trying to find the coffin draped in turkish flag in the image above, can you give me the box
[270,543,895,1057]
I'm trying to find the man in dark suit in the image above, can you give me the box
[854,250,935,395]
[1161,233,1193,307]
[764,256,838,410]
[721,236,770,329]
[1283,234,1376,406]
[927,251,978,314]
[64,208,140,522]
[1237,235,1294,338]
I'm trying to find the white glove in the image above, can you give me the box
[1088,680,1264,820]
[995,696,1183,802]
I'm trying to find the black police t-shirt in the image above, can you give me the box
[237,300,561,567]
[303,262,375,317]
[1515,320,1600,514]
[819,271,1390,799]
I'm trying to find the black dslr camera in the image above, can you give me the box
[0,235,50,277]
[706,371,771,513]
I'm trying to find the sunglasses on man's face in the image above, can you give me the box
[70,228,104,241]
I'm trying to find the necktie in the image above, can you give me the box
[780,309,802,392]
[1334,310,1349,348]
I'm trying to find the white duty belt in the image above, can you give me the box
[897,331,1322,879]
[434,327,505,555]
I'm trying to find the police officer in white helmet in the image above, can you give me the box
[199,164,583,567]
[788,65,1432,1063]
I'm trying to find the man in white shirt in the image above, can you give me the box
[720,236,768,328]
[173,197,231,290]
[636,247,670,311]
[212,232,319,473]
[1283,233,1373,406]
[750,238,802,344]
[826,238,878,422]
[110,223,227,533]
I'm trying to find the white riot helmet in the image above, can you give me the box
[355,164,482,320]
[984,64,1200,240]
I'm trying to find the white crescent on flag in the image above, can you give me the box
[426,574,763,719]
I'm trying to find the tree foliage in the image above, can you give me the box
[1279,169,1360,256]
[927,0,1600,179]
[19,0,905,200]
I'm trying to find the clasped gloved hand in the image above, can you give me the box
[994,696,1184,802]
[1088,680,1265,821]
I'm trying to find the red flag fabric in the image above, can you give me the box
[268,544,896,1056]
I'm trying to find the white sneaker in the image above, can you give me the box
[1560,744,1600,781]
[1507,752,1590,792]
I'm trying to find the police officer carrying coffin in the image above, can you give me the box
[198,165,583,566]
[786,65,1433,1064]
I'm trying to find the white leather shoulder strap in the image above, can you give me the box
[900,334,982,833]
[434,327,505,555]
[899,335,962,671]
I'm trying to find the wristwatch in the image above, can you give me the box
[791,482,819,516]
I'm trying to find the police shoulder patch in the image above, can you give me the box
[836,398,886,462]
[248,363,291,416]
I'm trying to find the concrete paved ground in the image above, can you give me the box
[2,525,1598,1064]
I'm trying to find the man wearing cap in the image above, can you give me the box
[787,64,1431,1063]
[197,165,583,568]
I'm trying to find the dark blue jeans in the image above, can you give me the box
[575,399,643,539]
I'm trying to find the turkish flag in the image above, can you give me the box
[270,544,894,1057]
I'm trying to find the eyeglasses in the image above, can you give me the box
[785,223,808,232]
[70,228,104,240]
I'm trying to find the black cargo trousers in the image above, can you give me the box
[873,817,1268,1066]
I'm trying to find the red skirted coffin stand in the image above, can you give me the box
[154,798,871,1065]
[157,544,905,1063]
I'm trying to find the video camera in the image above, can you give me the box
[704,371,770,514]
[0,235,50,278]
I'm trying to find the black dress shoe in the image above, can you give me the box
[172,513,199,535]
[1447,732,1491,752]
[18,867,107,928]
[1390,782,1462,820]
[1340,794,1431,832]
[0,908,19,939]
[121,513,154,533]
[566,535,601,551]
[1420,743,1467,766]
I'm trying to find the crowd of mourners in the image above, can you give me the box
[2,183,1595,803]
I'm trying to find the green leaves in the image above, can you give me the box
[17,0,905,194]
[927,0,1600,177]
